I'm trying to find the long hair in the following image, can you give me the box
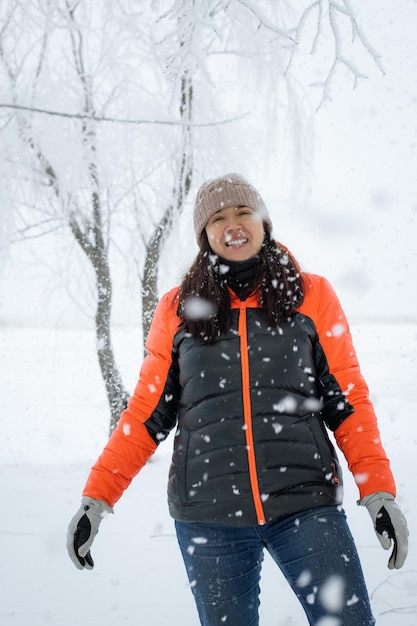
[177,226,305,342]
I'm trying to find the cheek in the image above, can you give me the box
[252,225,265,249]
[207,229,221,243]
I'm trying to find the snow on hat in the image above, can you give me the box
[193,173,273,244]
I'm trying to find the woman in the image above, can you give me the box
[67,173,408,625]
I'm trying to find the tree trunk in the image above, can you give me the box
[92,242,130,434]
[141,72,193,352]
[69,188,130,435]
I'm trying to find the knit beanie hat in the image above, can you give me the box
[193,173,273,243]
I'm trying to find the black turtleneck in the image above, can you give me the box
[218,255,260,300]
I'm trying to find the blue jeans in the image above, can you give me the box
[175,506,375,625]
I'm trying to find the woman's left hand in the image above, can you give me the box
[360,492,409,569]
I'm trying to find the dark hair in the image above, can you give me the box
[177,226,304,342]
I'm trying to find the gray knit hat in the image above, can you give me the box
[193,173,273,243]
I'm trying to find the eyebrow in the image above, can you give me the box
[213,205,249,215]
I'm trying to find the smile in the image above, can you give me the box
[226,238,248,247]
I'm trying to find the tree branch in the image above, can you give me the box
[236,0,295,41]
[0,102,247,126]
[285,0,384,110]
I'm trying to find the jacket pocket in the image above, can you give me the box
[309,414,343,486]
[173,427,190,504]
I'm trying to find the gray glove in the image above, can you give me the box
[359,491,408,569]
[67,496,113,570]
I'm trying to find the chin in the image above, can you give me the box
[225,250,252,261]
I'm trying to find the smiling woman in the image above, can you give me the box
[67,172,408,626]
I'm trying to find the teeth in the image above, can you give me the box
[226,238,248,246]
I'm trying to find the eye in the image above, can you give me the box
[237,208,252,216]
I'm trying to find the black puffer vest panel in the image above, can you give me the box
[162,306,353,527]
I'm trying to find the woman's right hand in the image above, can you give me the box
[66,497,112,570]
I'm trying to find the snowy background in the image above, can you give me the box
[1,1,417,625]
[0,324,416,625]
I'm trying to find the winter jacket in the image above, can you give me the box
[83,272,396,526]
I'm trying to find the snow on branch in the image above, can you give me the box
[342,0,384,72]
[286,0,384,109]
[155,0,217,110]
[236,0,295,41]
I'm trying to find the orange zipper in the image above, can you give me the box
[238,302,266,525]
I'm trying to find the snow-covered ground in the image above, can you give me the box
[0,322,416,625]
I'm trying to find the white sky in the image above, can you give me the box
[261,0,417,321]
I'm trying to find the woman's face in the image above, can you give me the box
[205,205,265,261]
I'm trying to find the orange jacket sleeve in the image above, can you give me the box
[298,273,396,499]
[83,289,180,507]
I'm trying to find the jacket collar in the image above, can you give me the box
[229,288,260,308]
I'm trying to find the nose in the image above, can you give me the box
[224,213,242,230]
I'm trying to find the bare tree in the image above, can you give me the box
[0,1,201,429]
[65,3,131,432]
[0,0,132,432]
[0,0,384,432]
